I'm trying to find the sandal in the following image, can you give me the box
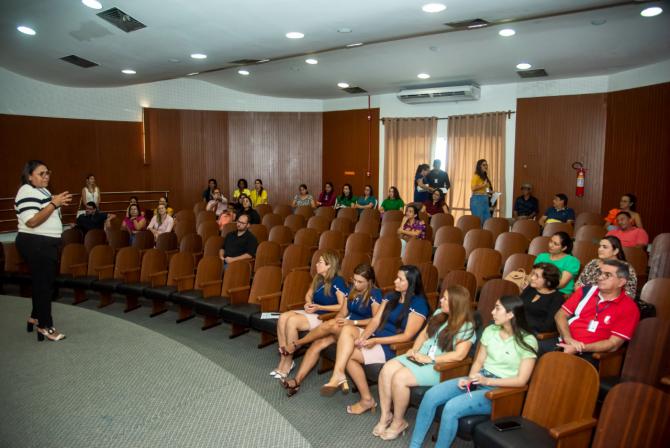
[320,377,349,397]
[347,399,377,415]
[285,378,301,397]
[372,413,393,437]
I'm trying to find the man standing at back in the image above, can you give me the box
[219,214,257,265]
[426,159,450,195]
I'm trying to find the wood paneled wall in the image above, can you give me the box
[514,94,607,217]
[603,82,670,239]
[323,108,380,200]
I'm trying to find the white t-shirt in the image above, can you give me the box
[15,184,63,238]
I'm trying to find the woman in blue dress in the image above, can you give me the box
[320,265,429,415]
[414,164,432,204]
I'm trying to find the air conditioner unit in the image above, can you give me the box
[397,84,481,104]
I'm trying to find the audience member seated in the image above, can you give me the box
[147,203,175,240]
[513,183,539,220]
[576,236,638,298]
[421,189,449,217]
[78,174,101,212]
[354,185,378,213]
[335,183,356,209]
[237,196,261,225]
[539,193,575,226]
[206,188,228,218]
[218,214,257,265]
[216,209,235,230]
[232,178,252,203]
[128,196,146,217]
[316,182,336,208]
[272,250,348,379]
[152,196,174,217]
[604,193,643,229]
[555,259,640,365]
[76,201,114,235]
[282,264,381,396]
[409,296,538,448]
[535,231,580,296]
[520,263,564,353]
[202,178,217,203]
[292,184,316,208]
[320,265,429,416]
[121,203,146,243]
[379,186,404,212]
[375,286,475,440]
[398,204,427,255]
[606,211,649,249]
[249,178,268,207]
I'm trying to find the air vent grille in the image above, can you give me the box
[60,55,99,68]
[517,69,548,78]
[445,18,490,29]
[97,8,146,33]
[343,86,367,94]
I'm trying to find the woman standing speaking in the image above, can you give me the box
[470,159,493,225]
[14,160,72,341]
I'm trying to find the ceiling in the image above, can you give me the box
[1,0,668,99]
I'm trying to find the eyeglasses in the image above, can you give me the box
[37,170,52,178]
[598,272,616,279]
[237,220,249,226]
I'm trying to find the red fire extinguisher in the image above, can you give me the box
[572,162,587,197]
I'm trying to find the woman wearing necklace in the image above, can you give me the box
[575,235,638,298]
[421,189,449,217]
[534,231,581,296]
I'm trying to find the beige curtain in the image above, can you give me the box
[447,112,507,221]
[383,117,438,205]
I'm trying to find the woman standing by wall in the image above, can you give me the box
[78,174,100,215]
[470,159,492,225]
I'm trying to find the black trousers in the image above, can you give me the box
[15,232,60,328]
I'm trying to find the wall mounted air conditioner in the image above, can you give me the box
[397,84,481,104]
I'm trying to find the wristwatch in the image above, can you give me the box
[354,320,359,326]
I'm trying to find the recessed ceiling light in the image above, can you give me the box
[640,6,663,17]
[516,62,532,70]
[168,58,181,63]
[190,53,207,59]
[121,69,136,75]
[186,72,199,76]
[346,42,364,48]
[590,19,607,26]
[17,26,36,36]
[337,82,350,88]
[82,0,102,10]
[238,69,250,76]
[337,28,352,33]
[417,73,431,79]
[257,58,271,63]
[498,28,516,37]
[305,58,318,65]
[422,3,446,13]
[286,32,304,39]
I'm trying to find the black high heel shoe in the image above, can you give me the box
[27,318,38,333]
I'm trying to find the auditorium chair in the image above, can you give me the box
[169,233,203,265]
[280,244,312,279]
[430,213,455,234]
[344,232,372,257]
[143,251,195,317]
[572,241,599,270]
[382,210,404,224]
[173,218,196,243]
[173,209,195,225]
[511,219,541,241]
[220,222,238,238]
[293,228,319,252]
[623,246,649,284]
[502,253,537,279]
[116,248,167,313]
[466,248,502,290]
[456,215,481,236]
[528,236,551,256]
[463,229,494,261]
[354,219,380,240]
[53,243,88,298]
[91,246,141,308]
[318,229,345,254]
[253,241,281,273]
[197,220,220,245]
[336,207,358,223]
[575,211,604,230]
[314,206,336,223]
[261,212,283,231]
[441,270,478,302]
[284,214,307,235]
[640,278,670,321]
[360,208,381,223]
[155,231,178,252]
[294,205,314,221]
[476,279,520,324]
[248,223,269,243]
[402,238,433,266]
[84,228,107,253]
[372,257,402,294]
[1,243,31,296]
[433,243,466,283]
[195,210,216,228]
[192,202,206,214]
[268,225,293,254]
[483,217,510,242]
[64,244,115,305]
[61,227,84,246]
[306,215,330,236]
[433,225,464,247]
[329,217,353,237]
[254,204,273,219]
[650,232,670,260]
[495,231,530,265]
[297,248,328,278]
[574,224,606,243]
[339,252,371,284]
[372,236,401,264]
[273,204,293,220]
[379,220,402,238]
[131,230,155,255]
[542,221,574,238]
[418,262,439,310]
[170,255,224,325]
[105,229,130,253]
[202,235,224,258]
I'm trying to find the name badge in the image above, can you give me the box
[588,320,599,333]
[428,345,437,358]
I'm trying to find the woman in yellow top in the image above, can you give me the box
[232,178,252,203]
[152,196,174,217]
[249,178,268,206]
[470,159,492,226]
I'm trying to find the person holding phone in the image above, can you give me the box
[374,286,476,440]
[409,296,538,448]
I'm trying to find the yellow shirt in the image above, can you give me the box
[249,189,268,206]
[233,189,252,201]
[471,174,489,194]
[153,206,174,216]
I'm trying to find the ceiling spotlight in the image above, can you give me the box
[346,42,364,47]
[498,28,516,37]
[337,82,350,88]
[640,6,663,17]
[238,69,250,76]
[186,72,199,76]
[286,32,305,39]
[82,0,103,10]
[257,58,271,63]
[190,53,207,59]
[417,73,431,79]
[305,58,318,65]
[516,62,532,70]
[121,69,136,75]
[337,27,352,33]
[422,3,446,13]
[17,26,36,36]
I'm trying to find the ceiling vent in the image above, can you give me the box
[343,86,368,94]
[445,18,490,29]
[397,84,480,104]
[60,55,99,68]
[97,8,146,33]
[517,69,548,78]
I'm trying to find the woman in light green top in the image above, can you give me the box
[535,231,581,295]
[374,285,476,440]
[379,186,405,212]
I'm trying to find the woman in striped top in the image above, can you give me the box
[14,160,72,341]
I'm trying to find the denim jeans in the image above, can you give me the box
[409,377,494,448]
[470,195,491,226]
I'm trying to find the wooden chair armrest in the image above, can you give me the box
[120,267,141,283]
[287,302,306,311]
[94,264,114,279]
[149,270,168,287]
[173,274,195,292]
[486,386,528,420]
[434,358,473,381]
[228,285,251,305]
[549,418,597,440]
[593,347,626,378]
[391,341,414,355]
[291,266,310,272]
[69,263,88,277]
[258,292,282,312]
[535,331,559,341]
[200,280,223,298]
[318,312,338,321]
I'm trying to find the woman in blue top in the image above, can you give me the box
[410,296,538,447]
[354,184,378,214]
[374,285,476,440]
[281,264,382,396]
[414,164,432,203]
[271,250,348,380]
[320,265,429,415]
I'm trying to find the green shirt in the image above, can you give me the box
[336,195,356,208]
[380,198,405,211]
[535,252,581,295]
[481,325,537,379]
[418,309,476,357]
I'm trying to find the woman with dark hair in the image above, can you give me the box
[14,160,72,341]
[354,184,378,212]
[153,196,174,217]
[237,195,261,224]
[202,178,217,202]
[379,186,404,212]
[421,189,449,217]
[249,179,268,207]
[374,285,476,440]
[535,231,580,295]
[292,184,315,208]
[232,178,251,203]
[316,182,336,207]
[121,203,146,244]
[470,159,492,225]
[575,236,638,297]
[398,203,426,255]
[604,193,642,229]
[414,164,432,204]
[335,183,356,209]
[409,296,538,448]
[320,265,429,415]
[282,264,382,396]
[539,193,575,226]
[520,263,564,334]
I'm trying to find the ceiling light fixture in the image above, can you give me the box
[286,32,305,39]
[238,69,250,76]
[417,73,431,79]
[337,82,350,88]
[305,58,318,65]
[257,58,271,63]
[186,72,199,76]
[498,28,516,37]
[337,27,352,33]
[640,6,663,17]
[121,69,136,74]
[422,3,447,13]
[346,42,363,47]
[17,26,36,35]
[82,0,103,10]
[190,53,207,59]
[516,62,532,70]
